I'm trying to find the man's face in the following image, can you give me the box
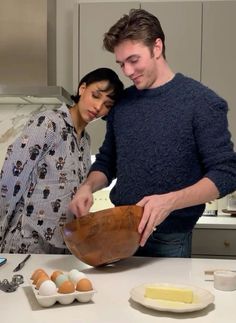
[114,40,160,90]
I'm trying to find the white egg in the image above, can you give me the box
[68,269,86,284]
[38,280,57,296]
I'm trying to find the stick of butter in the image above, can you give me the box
[144,285,193,303]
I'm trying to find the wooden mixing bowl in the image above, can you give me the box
[61,205,143,267]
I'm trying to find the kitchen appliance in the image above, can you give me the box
[0,0,72,106]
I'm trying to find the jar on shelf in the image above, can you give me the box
[227,192,236,211]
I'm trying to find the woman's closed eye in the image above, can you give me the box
[92,91,100,99]
[104,103,113,110]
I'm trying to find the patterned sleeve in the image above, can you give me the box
[0,112,56,216]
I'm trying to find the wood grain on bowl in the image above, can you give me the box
[61,205,143,267]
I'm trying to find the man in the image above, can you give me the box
[69,9,236,257]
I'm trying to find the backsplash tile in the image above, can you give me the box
[0,104,56,168]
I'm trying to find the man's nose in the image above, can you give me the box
[123,63,134,78]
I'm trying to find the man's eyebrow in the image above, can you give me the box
[116,54,139,64]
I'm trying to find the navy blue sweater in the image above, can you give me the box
[91,73,236,233]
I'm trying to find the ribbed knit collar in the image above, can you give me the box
[127,72,183,98]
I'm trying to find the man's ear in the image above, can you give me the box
[153,38,163,59]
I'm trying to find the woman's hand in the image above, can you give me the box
[69,184,93,218]
[69,171,109,218]
[136,193,176,247]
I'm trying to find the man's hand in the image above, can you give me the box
[69,184,93,218]
[136,177,220,247]
[136,193,175,247]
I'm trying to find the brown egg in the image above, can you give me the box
[58,280,75,294]
[33,271,50,285]
[31,268,47,281]
[51,270,63,282]
[76,278,93,292]
[36,277,50,290]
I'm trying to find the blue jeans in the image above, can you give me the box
[134,231,192,258]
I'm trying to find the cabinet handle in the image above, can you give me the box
[224,240,230,247]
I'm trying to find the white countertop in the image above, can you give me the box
[1,254,236,323]
[195,216,236,229]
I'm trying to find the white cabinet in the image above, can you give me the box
[201,1,236,145]
[192,227,236,259]
[141,1,202,81]
[78,2,139,154]
[192,215,236,259]
[78,2,139,85]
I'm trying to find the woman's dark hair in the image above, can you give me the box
[71,67,124,104]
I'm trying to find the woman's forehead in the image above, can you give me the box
[91,80,111,90]
[91,80,115,97]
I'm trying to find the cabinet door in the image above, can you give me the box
[202,1,236,144]
[79,2,139,154]
[141,1,202,81]
[192,228,236,259]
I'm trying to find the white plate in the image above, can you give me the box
[130,283,214,313]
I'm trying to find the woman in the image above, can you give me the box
[0,68,124,254]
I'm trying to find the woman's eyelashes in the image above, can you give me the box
[92,91,100,99]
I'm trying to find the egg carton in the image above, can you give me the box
[30,281,96,307]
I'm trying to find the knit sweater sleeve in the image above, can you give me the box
[89,111,117,185]
[193,89,236,197]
